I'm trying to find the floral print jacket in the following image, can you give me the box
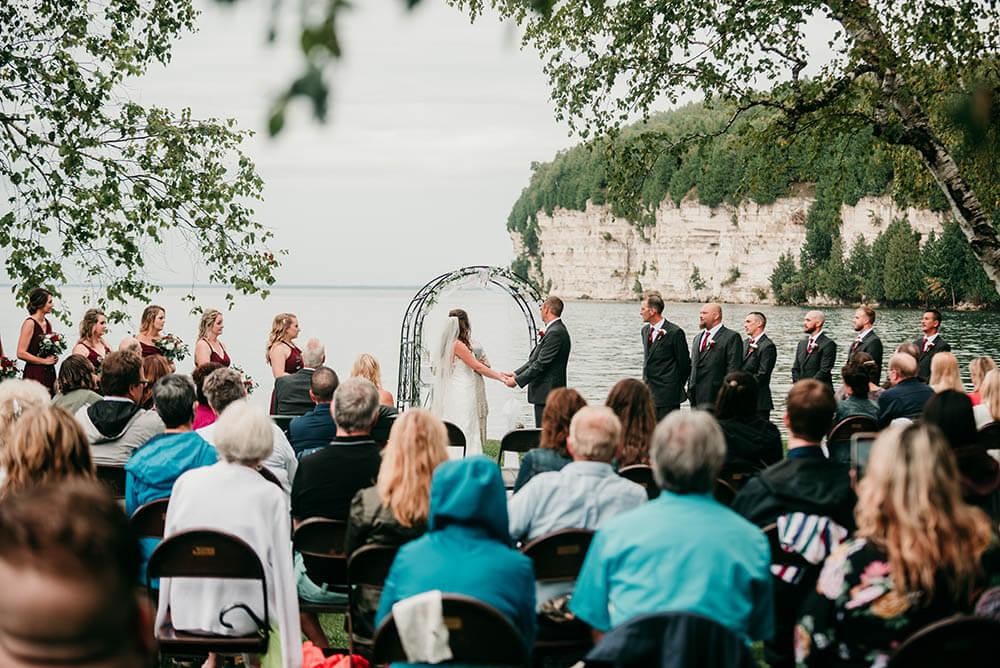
[795,537,1000,667]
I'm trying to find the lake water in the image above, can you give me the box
[5,286,1000,437]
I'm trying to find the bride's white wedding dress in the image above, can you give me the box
[431,317,487,458]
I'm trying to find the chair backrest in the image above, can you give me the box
[717,462,758,492]
[978,421,1000,448]
[521,528,594,582]
[270,414,296,436]
[293,517,348,588]
[497,428,542,464]
[828,415,878,443]
[617,465,660,500]
[888,615,1000,667]
[373,594,528,666]
[96,465,126,499]
[444,421,467,457]
[762,523,813,570]
[347,544,399,588]
[713,478,737,506]
[130,497,170,538]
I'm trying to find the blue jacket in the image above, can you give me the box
[877,378,934,427]
[376,457,537,661]
[289,402,337,459]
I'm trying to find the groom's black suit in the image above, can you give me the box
[515,318,571,426]
[641,319,690,420]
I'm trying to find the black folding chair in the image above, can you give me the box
[96,465,127,499]
[293,517,349,614]
[888,615,1000,667]
[444,421,467,458]
[713,478,738,506]
[717,461,759,493]
[147,529,269,657]
[617,464,659,500]
[827,415,878,464]
[270,414,296,437]
[497,428,542,466]
[130,497,169,538]
[373,594,528,666]
[978,421,1000,448]
[346,545,399,655]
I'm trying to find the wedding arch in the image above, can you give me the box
[396,265,542,410]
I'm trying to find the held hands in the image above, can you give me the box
[501,372,518,388]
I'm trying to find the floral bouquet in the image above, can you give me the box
[156,334,189,362]
[0,356,19,379]
[233,365,258,395]
[38,332,67,358]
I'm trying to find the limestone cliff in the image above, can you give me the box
[511,195,946,303]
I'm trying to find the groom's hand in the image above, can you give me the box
[503,373,517,388]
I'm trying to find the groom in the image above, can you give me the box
[506,296,571,426]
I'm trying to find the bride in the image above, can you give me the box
[430,309,510,457]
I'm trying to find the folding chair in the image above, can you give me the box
[977,421,1000,448]
[96,465,126,499]
[147,529,269,657]
[444,421,467,459]
[617,464,659,500]
[270,414,296,437]
[373,594,528,666]
[497,428,542,466]
[293,517,349,614]
[346,545,399,656]
[826,415,878,464]
[713,478,738,506]
[717,461,759,493]
[888,615,1000,667]
[130,497,169,538]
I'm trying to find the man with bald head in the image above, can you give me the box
[688,303,743,408]
[791,310,837,388]
[876,352,935,427]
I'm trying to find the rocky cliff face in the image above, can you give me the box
[512,194,946,302]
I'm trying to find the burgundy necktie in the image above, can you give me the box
[700,331,709,352]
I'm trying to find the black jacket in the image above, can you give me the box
[740,333,777,411]
[515,319,571,406]
[642,319,690,408]
[272,367,315,415]
[791,333,837,386]
[913,334,951,381]
[849,330,884,382]
[687,325,743,408]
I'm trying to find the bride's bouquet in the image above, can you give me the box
[233,365,258,395]
[0,356,19,379]
[155,334,189,362]
[38,332,67,358]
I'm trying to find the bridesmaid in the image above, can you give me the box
[194,309,231,367]
[17,288,58,395]
[266,312,302,378]
[136,305,166,358]
[71,308,111,371]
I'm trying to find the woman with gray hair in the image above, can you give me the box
[157,401,302,668]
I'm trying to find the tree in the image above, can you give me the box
[818,236,857,303]
[455,0,1000,295]
[882,222,922,305]
[769,252,801,305]
[2,1,278,318]
[847,237,872,300]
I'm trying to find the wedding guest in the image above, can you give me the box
[52,354,102,415]
[118,336,142,356]
[850,351,885,401]
[273,337,324,415]
[512,387,586,493]
[915,308,951,381]
[157,402,302,668]
[974,368,1000,428]
[139,354,171,410]
[266,312,302,378]
[639,291,689,420]
[136,305,166,358]
[930,351,965,394]
[352,352,394,407]
[791,310,837,388]
[0,406,94,498]
[848,306,883,382]
[0,380,56,489]
[507,296,572,427]
[741,311,777,420]
[715,372,782,469]
[835,359,878,423]
[688,302,743,408]
[877,353,934,428]
[71,308,111,371]
[376,457,537,653]
[17,287,58,395]
[796,424,1000,667]
[193,308,230,368]
[197,368,297,494]
[605,378,656,467]
[968,356,996,406]
[0,481,156,667]
[191,362,223,429]
[288,366,339,459]
[76,351,164,466]
[570,410,773,641]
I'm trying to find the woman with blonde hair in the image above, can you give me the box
[136,305,166,358]
[974,368,1000,429]
[194,308,231,367]
[0,405,94,497]
[352,353,394,407]
[796,423,999,666]
[266,312,302,378]
[968,356,996,406]
[929,351,964,394]
[71,308,111,370]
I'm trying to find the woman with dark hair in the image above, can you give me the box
[52,355,101,415]
[136,305,166,358]
[139,355,171,410]
[835,360,878,422]
[17,288,58,395]
[605,378,656,467]
[512,387,587,493]
[923,390,1000,518]
[192,362,223,429]
[715,372,782,469]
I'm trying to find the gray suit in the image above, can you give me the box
[272,368,315,416]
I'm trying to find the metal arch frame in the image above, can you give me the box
[397,266,542,410]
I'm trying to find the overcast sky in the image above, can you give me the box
[125,0,576,286]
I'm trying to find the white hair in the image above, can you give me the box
[0,380,51,443]
[568,406,621,461]
[213,400,273,465]
[650,410,726,494]
[302,337,325,368]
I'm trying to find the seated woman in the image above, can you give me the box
[605,378,657,467]
[156,401,301,668]
[834,360,878,423]
[51,354,102,415]
[974,368,1000,429]
[968,356,996,406]
[512,388,586,493]
[351,353,394,407]
[0,405,94,498]
[796,423,1000,667]
[715,372,782,469]
[191,362,223,430]
[930,351,965,394]
[139,355,171,410]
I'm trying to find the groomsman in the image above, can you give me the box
[849,306,883,382]
[792,310,837,387]
[688,303,743,408]
[741,311,776,420]
[508,296,572,426]
[914,309,951,382]
[639,291,690,420]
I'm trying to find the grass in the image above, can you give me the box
[318,614,351,650]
